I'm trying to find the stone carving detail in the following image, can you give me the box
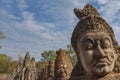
[13,52,36,80]
[37,65,48,80]
[37,61,54,80]
[17,56,24,73]
[70,3,120,80]
[54,49,73,80]
[47,60,54,80]
[37,68,45,80]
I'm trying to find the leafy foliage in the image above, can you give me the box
[0,54,7,61]
[6,61,18,74]
[0,54,18,74]
[0,60,7,74]
[41,50,56,62]
[0,32,5,39]
[0,32,5,48]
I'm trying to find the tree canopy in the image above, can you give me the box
[41,50,56,62]
[0,32,5,48]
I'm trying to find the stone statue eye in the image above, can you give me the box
[102,38,111,49]
[84,40,94,50]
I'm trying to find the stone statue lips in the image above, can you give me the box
[92,57,112,67]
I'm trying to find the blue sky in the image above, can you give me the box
[0,0,120,61]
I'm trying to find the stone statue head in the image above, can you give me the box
[71,4,120,77]
[54,49,73,79]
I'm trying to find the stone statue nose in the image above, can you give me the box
[95,45,106,58]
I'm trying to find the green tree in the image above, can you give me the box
[0,54,7,61]
[0,54,17,74]
[7,61,18,74]
[0,32,5,39]
[0,32,5,48]
[66,45,77,66]
[0,54,7,74]
[41,50,56,62]
[0,60,7,74]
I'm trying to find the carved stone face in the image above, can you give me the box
[77,32,117,77]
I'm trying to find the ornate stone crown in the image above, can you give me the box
[74,3,100,19]
[71,3,118,54]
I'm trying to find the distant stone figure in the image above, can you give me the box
[30,57,36,80]
[47,60,54,80]
[13,52,36,80]
[70,3,120,80]
[37,68,45,80]
[54,49,73,80]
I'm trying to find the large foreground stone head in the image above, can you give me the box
[71,4,120,77]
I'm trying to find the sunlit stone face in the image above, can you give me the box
[77,32,117,77]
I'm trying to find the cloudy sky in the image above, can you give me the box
[0,0,120,61]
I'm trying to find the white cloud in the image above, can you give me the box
[0,0,120,61]
[38,0,88,25]
[0,9,20,21]
[111,22,120,45]
[17,0,28,10]
[0,8,70,61]
[97,0,108,4]
[98,1,120,22]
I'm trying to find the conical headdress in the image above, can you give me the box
[71,3,118,54]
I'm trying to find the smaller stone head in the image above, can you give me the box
[47,60,54,78]
[71,4,120,77]
[54,49,73,79]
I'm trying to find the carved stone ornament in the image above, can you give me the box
[47,60,54,79]
[70,3,120,80]
[54,49,73,80]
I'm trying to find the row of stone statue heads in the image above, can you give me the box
[37,49,73,80]
[14,49,73,80]
[14,3,120,80]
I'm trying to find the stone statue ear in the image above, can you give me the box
[113,46,120,73]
